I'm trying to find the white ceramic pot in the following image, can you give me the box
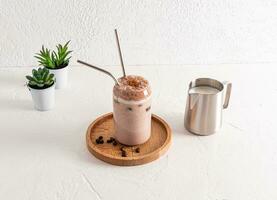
[28,83,55,111]
[49,66,68,89]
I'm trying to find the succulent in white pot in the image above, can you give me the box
[35,41,72,89]
[26,67,55,111]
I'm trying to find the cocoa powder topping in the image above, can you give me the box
[113,75,151,101]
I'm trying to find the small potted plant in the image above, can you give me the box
[35,41,72,89]
[26,67,55,111]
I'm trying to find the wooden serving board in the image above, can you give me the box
[86,113,172,166]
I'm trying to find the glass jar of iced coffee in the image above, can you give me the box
[113,75,152,146]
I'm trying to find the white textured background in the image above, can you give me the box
[1,1,277,199]
[1,0,277,67]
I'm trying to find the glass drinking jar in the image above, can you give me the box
[113,75,152,146]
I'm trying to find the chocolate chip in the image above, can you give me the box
[127,107,132,111]
[121,151,127,157]
[98,136,103,140]
[113,141,117,146]
[96,137,105,144]
[135,147,140,153]
[146,106,151,112]
[107,139,112,143]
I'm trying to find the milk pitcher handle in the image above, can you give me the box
[222,81,232,109]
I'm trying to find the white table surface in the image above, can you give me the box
[0,64,276,200]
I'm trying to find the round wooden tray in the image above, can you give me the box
[86,113,172,166]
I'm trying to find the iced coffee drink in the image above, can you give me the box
[113,75,152,146]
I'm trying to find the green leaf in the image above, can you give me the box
[42,69,49,80]
[64,40,70,47]
[45,80,53,86]
[38,67,43,74]
[44,73,50,81]
[29,81,37,86]
[60,51,72,61]
[64,56,71,64]
[49,73,54,80]
[32,69,40,79]
[35,41,71,69]
[26,75,34,81]
[37,83,44,87]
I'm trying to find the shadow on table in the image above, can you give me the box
[161,111,196,137]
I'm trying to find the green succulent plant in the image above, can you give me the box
[26,67,55,89]
[34,41,72,69]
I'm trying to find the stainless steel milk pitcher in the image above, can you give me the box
[184,78,232,135]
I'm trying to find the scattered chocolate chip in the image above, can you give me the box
[121,151,127,157]
[107,137,115,143]
[146,106,151,112]
[127,107,132,111]
[135,147,140,153]
[96,135,105,144]
[105,136,118,145]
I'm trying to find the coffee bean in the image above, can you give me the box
[98,136,103,140]
[135,147,140,153]
[121,151,127,157]
[106,137,116,144]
